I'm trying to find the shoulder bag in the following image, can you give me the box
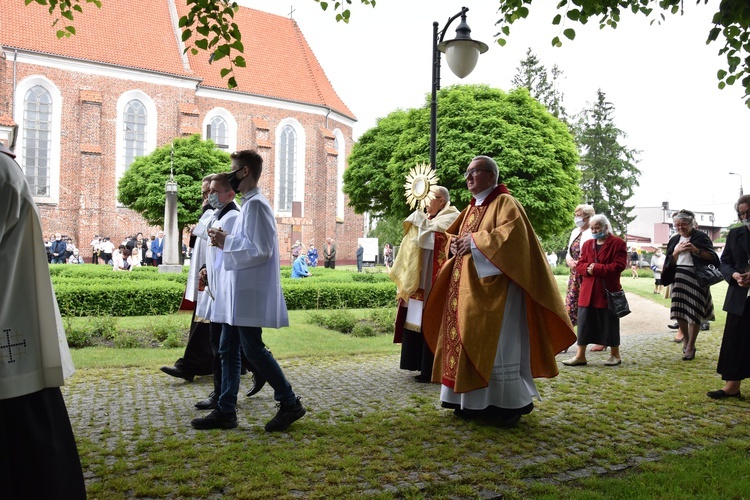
[594,243,631,317]
[694,258,723,288]
[603,281,631,318]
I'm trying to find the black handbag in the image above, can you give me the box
[694,259,724,288]
[594,247,630,317]
[605,286,631,318]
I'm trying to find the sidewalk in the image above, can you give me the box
[62,294,744,498]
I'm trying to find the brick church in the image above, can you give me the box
[0,0,363,264]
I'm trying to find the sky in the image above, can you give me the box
[240,0,749,227]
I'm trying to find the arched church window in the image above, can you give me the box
[279,124,296,213]
[207,116,229,149]
[23,85,52,196]
[123,99,147,170]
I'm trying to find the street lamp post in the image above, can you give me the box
[729,171,744,196]
[429,7,488,171]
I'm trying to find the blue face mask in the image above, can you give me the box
[591,232,606,240]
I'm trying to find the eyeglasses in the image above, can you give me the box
[463,168,491,179]
[737,210,750,219]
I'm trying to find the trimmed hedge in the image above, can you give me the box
[52,265,397,316]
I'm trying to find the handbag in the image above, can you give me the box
[605,288,631,318]
[594,247,631,317]
[694,260,723,288]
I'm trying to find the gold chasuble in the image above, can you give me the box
[423,185,576,393]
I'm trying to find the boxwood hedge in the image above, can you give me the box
[51,265,397,316]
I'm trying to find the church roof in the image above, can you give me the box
[175,4,354,119]
[1,0,194,78]
[1,0,355,120]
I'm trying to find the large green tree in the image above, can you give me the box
[343,85,581,239]
[117,134,230,233]
[34,1,750,103]
[575,89,640,237]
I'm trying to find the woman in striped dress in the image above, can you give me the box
[662,210,717,361]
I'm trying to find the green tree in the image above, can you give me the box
[117,134,230,234]
[511,48,568,121]
[34,1,750,103]
[575,89,640,237]
[344,85,581,239]
[367,214,405,254]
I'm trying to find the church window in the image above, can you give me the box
[22,86,52,197]
[278,124,296,213]
[207,116,229,149]
[123,99,147,170]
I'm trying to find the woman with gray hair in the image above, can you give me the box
[661,209,717,361]
[563,214,628,366]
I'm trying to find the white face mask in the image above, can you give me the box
[208,192,225,210]
[574,216,585,228]
[742,219,750,228]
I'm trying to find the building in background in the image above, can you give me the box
[0,0,362,263]
[627,202,721,253]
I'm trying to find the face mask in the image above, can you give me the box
[227,169,243,192]
[743,219,750,228]
[574,216,585,228]
[591,232,606,240]
[208,192,225,209]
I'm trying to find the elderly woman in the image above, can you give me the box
[708,195,750,399]
[564,204,595,327]
[563,214,627,367]
[662,209,717,361]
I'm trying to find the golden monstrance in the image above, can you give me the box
[403,163,439,211]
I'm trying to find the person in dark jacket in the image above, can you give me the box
[661,209,717,361]
[708,195,750,399]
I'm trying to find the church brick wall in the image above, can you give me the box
[5,60,363,263]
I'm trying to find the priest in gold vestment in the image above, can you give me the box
[391,186,460,381]
[423,156,576,426]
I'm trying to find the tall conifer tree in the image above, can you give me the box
[575,89,640,236]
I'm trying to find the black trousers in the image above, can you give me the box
[0,387,86,499]
[210,322,255,396]
[400,328,434,376]
[174,310,214,376]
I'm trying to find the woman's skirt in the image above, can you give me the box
[565,271,583,326]
[717,300,750,381]
[670,266,714,324]
[576,306,620,346]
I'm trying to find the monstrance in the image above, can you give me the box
[404,163,439,211]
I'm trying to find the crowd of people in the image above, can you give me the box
[44,231,177,270]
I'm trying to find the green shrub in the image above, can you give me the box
[111,330,148,348]
[307,309,357,334]
[146,317,185,343]
[351,323,377,337]
[89,315,118,340]
[368,308,396,333]
[282,282,397,310]
[52,265,397,315]
[162,330,188,349]
[63,317,94,348]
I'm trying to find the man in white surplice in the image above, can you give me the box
[191,150,305,432]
